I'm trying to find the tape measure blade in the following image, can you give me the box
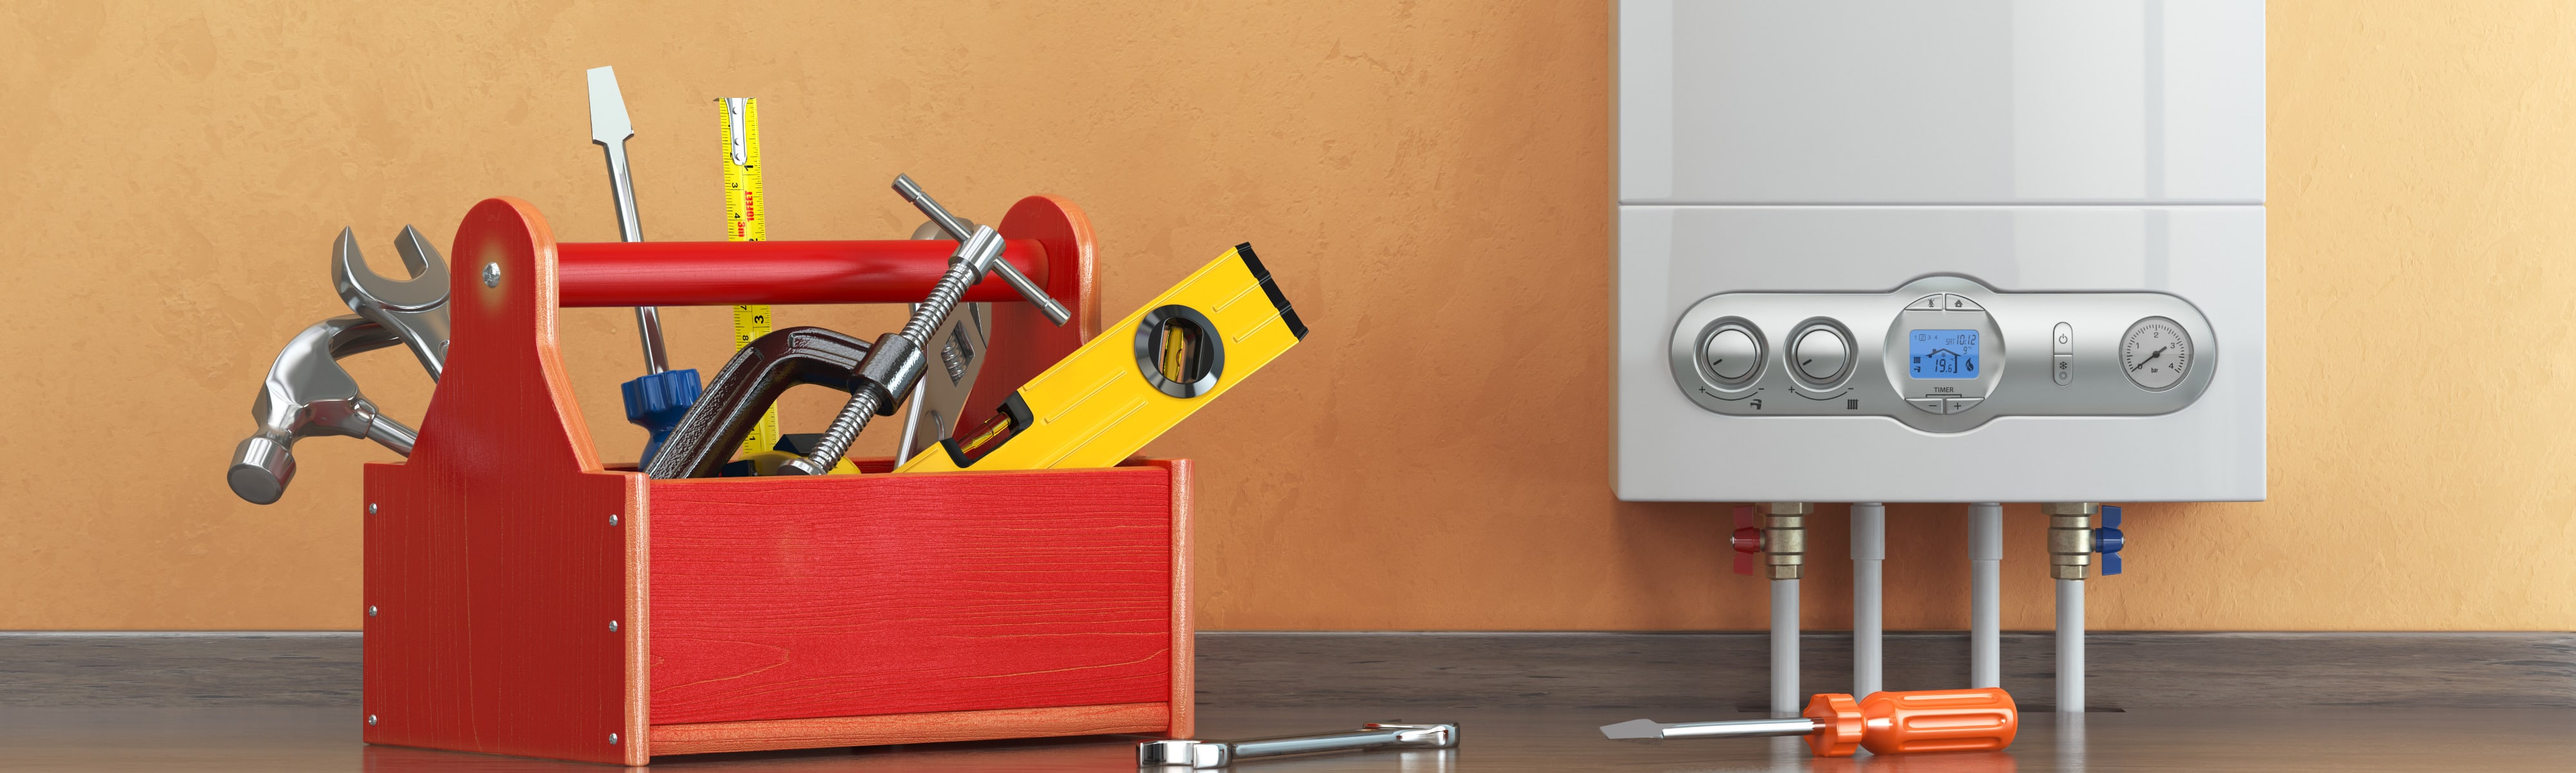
[722,97,779,457]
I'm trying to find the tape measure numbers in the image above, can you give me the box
[719,97,780,457]
[897,243,1307,473]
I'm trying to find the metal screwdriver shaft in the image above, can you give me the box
[587,66,672,372]
[589,66,702,464]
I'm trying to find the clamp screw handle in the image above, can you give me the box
[892,175,1072,325]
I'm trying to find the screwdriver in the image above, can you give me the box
[587,66,702,465]
[1600,687,2018,757]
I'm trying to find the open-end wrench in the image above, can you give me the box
[332,226,450,381]
[228,315,421,504]
[1139,723,1459,768]
[587,65,703,464]
[641,327,874,480]
[895,217,992,461]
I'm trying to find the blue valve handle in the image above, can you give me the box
[2094,505,2126,575]
[623,368,703,466]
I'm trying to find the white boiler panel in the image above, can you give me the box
[1612,1,2266,503]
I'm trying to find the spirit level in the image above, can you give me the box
[898,243,1305,473]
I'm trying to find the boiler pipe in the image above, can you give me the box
[554,239,1049,308]
[2057,577,2085,713]
[1850,502,1885,698]
[1771,578,1799,717]
[1969,502,2003,689]
[1763,502,1812,716]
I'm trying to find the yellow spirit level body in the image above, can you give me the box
[896,243,1305,473]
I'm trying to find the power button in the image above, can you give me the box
[2052,323,2074,386]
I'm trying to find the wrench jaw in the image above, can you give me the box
[332,225,452,381]
[1136,740,1228,768]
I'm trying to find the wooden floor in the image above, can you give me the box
[2,703,2567,771]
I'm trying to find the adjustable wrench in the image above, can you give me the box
[1139,723,1459,768]
[895,216,992,461]
[228,315,421,504]
[332,225,450,380]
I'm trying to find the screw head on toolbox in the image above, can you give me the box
[366,502,377,515]
[609,620,620,632]
[609,514,620,526]
[366,606,377,617]
[609,733,620,745]
[367,714,377,726]
[482,262,500,288]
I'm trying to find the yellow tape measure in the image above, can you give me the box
[719,97,779,457]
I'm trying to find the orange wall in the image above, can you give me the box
[0,1,2568,631]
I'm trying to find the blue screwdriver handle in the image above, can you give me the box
[624,368,702,466]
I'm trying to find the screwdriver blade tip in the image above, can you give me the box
[1600,719,1665,740]
[585,66,633,144]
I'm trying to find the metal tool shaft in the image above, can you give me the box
[588,66,670,374]
[893,174,1071,326]
[603,142,669,373]
[1658,717,1826,740]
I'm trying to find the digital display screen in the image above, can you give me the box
[1909,330,1980,379]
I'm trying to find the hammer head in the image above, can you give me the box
[227,315,406,504]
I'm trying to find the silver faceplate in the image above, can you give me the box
[1667,276,2216,432]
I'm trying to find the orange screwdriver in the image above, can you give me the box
[1600,687,2018,757]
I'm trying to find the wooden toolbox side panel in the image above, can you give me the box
[363,198,647,766]
[648,466,1176,725]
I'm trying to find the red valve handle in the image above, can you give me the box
[1730,504,1763,575]
[554,239,1051,308]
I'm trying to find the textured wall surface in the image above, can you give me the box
[0,2,2566,631]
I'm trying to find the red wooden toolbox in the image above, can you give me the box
[359,196,1192,765]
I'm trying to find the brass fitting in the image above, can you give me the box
[2043,502,2098,580]
[1763,502,1810,580]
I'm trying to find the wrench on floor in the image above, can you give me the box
[1139,723,1458,768]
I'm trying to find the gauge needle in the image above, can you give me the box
[2130,347,2166,372]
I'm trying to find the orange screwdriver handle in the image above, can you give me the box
[1803,687,2018,757]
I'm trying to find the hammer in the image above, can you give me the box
[227,315,420,504]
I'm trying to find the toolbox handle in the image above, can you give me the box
[556,238,1050,307]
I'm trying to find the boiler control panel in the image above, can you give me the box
[1668,276,2216,433]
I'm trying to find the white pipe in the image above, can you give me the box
[1770,578,1799,716]
[2056,577,2085,712]
[1850,502,1885,698]
[2058,709,2088,773]
[1969,502,2002,689]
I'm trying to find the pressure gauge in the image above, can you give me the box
[2120,317,2192,390]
